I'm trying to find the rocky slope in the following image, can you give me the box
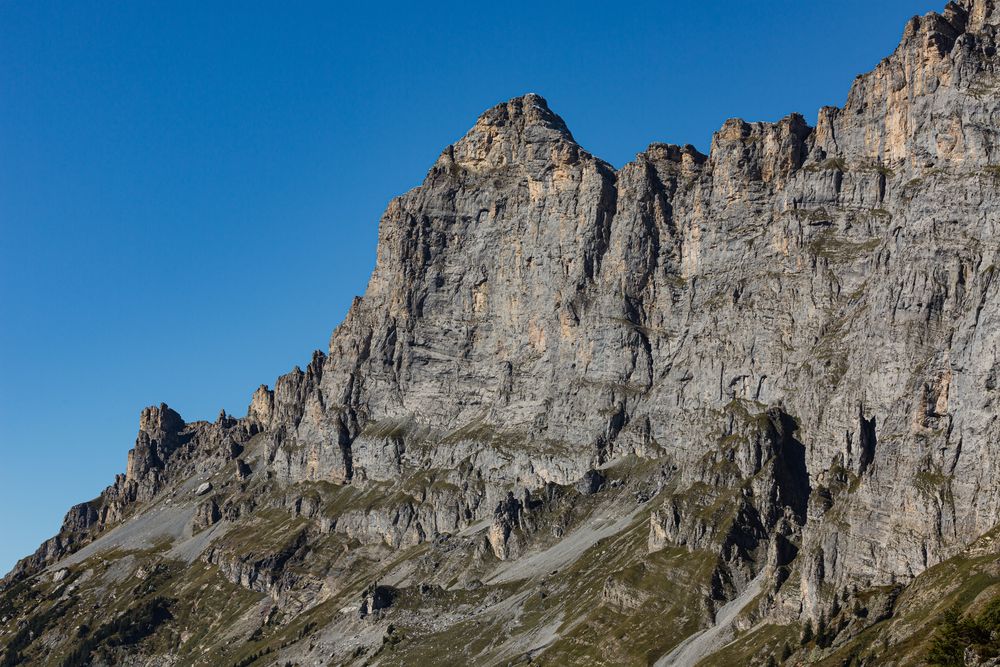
[5,2,1000,665]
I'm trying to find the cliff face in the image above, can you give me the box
[5,2,1000,665]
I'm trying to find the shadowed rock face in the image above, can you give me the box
[6,2,1000,664]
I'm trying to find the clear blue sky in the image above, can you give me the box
[0,0,942,574]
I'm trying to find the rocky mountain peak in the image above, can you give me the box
[138,402,184,436]
[709,113,812,185]
[473,92,571,138]
[959,0,1000,31]
[433,92,595,179]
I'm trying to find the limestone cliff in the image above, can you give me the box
[4,2,1000,665]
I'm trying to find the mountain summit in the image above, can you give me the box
[5,2,1000,665]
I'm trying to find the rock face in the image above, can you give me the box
[5,2,1000,665]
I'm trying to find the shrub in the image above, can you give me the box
[927,601,996,666]
[59,597,172,667]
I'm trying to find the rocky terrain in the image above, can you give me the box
[6,1,1000,665]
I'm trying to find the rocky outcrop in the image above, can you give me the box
[190,498,221,533]
[359,583,396,618]
[487,491,526,560]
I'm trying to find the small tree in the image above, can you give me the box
[927,603,988,666]
[801,619,814,645]
[816,612,828,647]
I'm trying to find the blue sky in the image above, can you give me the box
[0,0,942,574]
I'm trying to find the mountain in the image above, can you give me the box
[5,2,1000,665]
